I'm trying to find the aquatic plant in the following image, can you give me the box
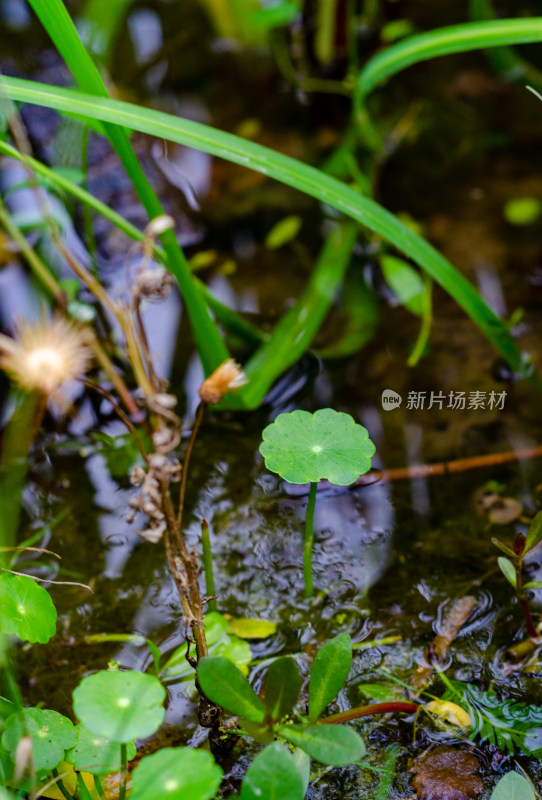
[198,632,365,773]
[493,511,542,641]
[259,409,375,597]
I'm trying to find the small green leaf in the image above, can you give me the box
[292,747,311,794]
[309,632,352,721]
[2,708,75,772]
[523,581,542,590]
[130,747,222,800]
[227,618,277,640]
[265,657,301,721]
[492,537,516,558]
[160,613,251,681]
[197,656,266,723]
[490,771,536,800]
[265,215,302,249]
[66,724,136,775]
[380,254,425,315]
[278,723,365,766]
[240,742,304,800]
[260,410,375,486]
[358,683,398,701]
[525,511,542,552]
[503,197,541,226]
[0,574,56,643]
[498,557,517,589]
[73,670,166,743]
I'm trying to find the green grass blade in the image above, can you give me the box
[26,0,229,374]
[2,75,533,384]
[469,0,542,92]
[356,18,542,100]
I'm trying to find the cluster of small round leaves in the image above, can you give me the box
[0,574,56,644]
[72,669,165,743]
[259,409,375,486]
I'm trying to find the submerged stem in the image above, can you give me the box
[303,481,318,599]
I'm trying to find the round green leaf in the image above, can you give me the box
[0,574,56,643]
[130,747,222,800]
[66,724,136,775]
[240,742,304,800]
[260,409,375,485]
[2,708,75,772]
[278,723,365,766]
[197,656,266,723]
[73,670,165,743]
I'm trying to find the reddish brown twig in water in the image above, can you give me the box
[354,445,542,486]
[322,702,419,725]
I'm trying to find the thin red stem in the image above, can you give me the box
[321,702,418,725]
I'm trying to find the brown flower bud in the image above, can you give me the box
[198,359,247,405]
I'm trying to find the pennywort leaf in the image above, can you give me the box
[2,708,75,772]
[260,410,375,486]
[66,724,136,775]
[73,669,166,743]
[0,574,56,644]
[130,747,223,800]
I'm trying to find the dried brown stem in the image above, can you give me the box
[176,400,206,528]
[355,446,542,487]
[82,378,148,462]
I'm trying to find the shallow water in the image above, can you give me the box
[2,0,542,797]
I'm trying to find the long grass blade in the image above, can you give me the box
[356,18,542,100]
[1,75,533,385]
[469,0,542,92]
[26,0,229,374]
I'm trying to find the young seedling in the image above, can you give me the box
[494,511,542,646]
[259,409,375,598]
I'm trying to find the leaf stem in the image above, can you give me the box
[93,775,106,800]
[303,482,318,599]
[118,743,128,800]
[322,702,418,724]
[51,768,73,800]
